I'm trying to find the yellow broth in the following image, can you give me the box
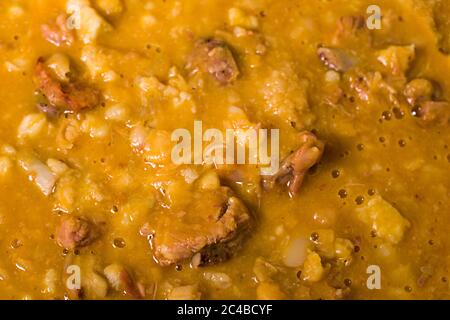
[0,0,448,299]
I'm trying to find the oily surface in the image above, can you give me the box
[0,0,449,299]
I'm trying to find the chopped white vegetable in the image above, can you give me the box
[18,155,57,196]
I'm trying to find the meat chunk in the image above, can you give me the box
[56,215,98,250]
[417,101,450,126]
[267,131,325,197]
[104,264,145,299]
[41,14,75,47]
[149,187,252,266]
[34,57,101,113]
[317,47,355,72]
[187,38,240,85]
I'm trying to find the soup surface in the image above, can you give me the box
[0,0,449,300]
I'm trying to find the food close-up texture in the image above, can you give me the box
[0,0,449,300]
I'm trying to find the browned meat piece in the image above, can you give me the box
[148,187,252,266]
[56,215,98,250]
[35,58,101,112]
[417,101,450,126]
[41,14,75,47]
[317,47,354,72]
[104,264,145,299]
[187,38,240,85]
[267,131,325,197]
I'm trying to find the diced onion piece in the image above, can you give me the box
[67,0,112,44]
[0,157,12,176]
[253,257,278,282]
[283,237,308,267]
[130,125,148,151]
[17,114,47,140]
[325,70,340,82]
[180,168,199,184]
[18,155,57,196]
[80,115,110,139]
[1,144,16,156]
[83,270,108,298]
[104,264,125,291]
[141,15,157,28]
[196,171,220,190]
[167,285,201,300]
[203,272,232,289]
[47,159,69,177]
[104,104,128,121]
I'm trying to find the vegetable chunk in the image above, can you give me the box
[356,196,411,244]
